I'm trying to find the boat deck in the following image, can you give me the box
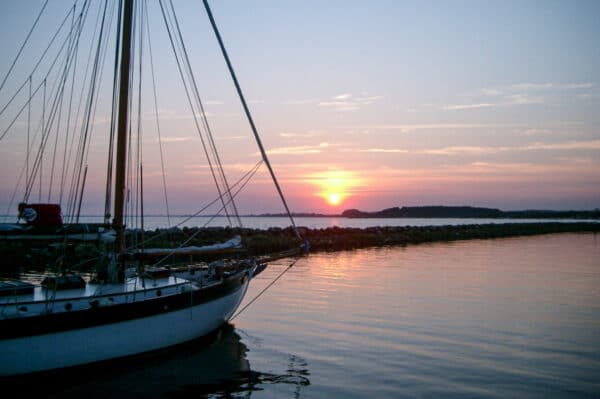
[0,275,206,318]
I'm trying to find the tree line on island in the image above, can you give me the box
[256,206,600,219]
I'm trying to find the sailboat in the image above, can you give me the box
[0,0,304,376]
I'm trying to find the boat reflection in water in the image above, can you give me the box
[4,323,310,397]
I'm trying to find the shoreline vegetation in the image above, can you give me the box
[144,222,600,257]
[256,205,600,220]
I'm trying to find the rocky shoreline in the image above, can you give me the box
[142,222,600,257]
[2,222,597,273]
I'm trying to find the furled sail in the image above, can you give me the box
[127,235,243,258]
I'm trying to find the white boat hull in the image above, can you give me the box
[0,276,249,376]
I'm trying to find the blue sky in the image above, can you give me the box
[1,0,599,216]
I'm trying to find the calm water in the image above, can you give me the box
[6,233,600,397]
[6,214,595,230]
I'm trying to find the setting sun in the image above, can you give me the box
[327,193,341,205]
[306,170,363,209]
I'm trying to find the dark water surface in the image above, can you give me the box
[6,233,600,398]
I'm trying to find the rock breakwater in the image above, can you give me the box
[143,222,600,256]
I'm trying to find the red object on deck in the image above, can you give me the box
[18,203,63,226]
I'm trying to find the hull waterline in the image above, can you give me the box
[0,275,250,376]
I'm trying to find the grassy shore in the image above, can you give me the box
[142,222,600,257]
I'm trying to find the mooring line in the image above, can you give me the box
[230,257,301,321]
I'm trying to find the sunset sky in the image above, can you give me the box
[1,0,599,216]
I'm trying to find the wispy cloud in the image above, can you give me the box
[481,82,594,95]
[523,140,600,151]
[515,128,557,136]
[511,82,594,90]
[216,135,246,140]
[355,148,408,153]
[264,142,331,155]
[420,140,600,156]
[283,99,315,105]
[503,94,544,105]
[159,137,193,143]
[442,94,543,111]
[480,88,502,96]
[577,93,600,100]
[279,131,321,138]
[319,93,383,112]
[442,103,495,110]
[555,156,597,165]
[421,146,508,155]
[444,82,594,111]
[152,110,213,121]
[345,123,514,131]
[334,93,352,100]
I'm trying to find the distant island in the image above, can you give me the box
[254,206,600,219]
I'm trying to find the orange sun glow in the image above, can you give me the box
[327,193,341,205]
[307,170,362,208]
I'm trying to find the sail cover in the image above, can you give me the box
[129,235,243,257]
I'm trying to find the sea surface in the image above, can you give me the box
[4,214,595,230]
[6,232,600,398]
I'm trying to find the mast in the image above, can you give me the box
[113,0,134,257]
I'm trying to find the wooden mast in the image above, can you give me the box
[113,0,134,264]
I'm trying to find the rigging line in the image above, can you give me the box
[54,1,84,204]
[60,5,83,206]
[20,106,54,204]
[168,0,242,228]
[4,67,66,203]
[203,0,301,240]
[9,87,47,212]
[23,78,46,202]
[230,257,302,321]
[66,0,110,218]
[25,63,68,201]
[0,4,76,118]
[75,164,88,222]
[79,0,118,216]
[130,159,262,251]
[0,79,28,118]
[134,0,145,236]
[140,163,145,259]
[160,1,233,227]
[0,78,46,142]
[158,0,233,227]
[0,0,49,93]
[64,4,97,217]
[148,159,262,268]
[3,146,31,221]
[40,79,46,201]
[144,4,171,228]
[63,0,102,218]
[27,77,31,190]
[127,1,140,233]
[48,9,83,202]
[122,0,136,232]
[53,0,91,215]
[169,0,238,225]
[133,159,263,253]
[47,72,66,202]
[35,35,75,201]
[23,13,87,199]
